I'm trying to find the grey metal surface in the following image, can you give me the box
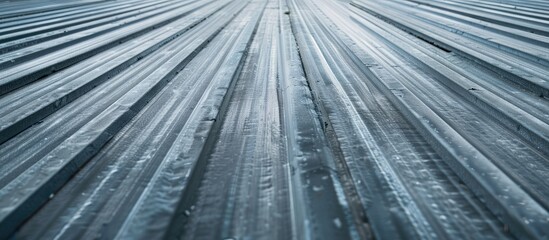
[0,0,547,239]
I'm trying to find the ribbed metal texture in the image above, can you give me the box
[0,0,547,239]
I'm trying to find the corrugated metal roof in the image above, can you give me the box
[0,0,547,239]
